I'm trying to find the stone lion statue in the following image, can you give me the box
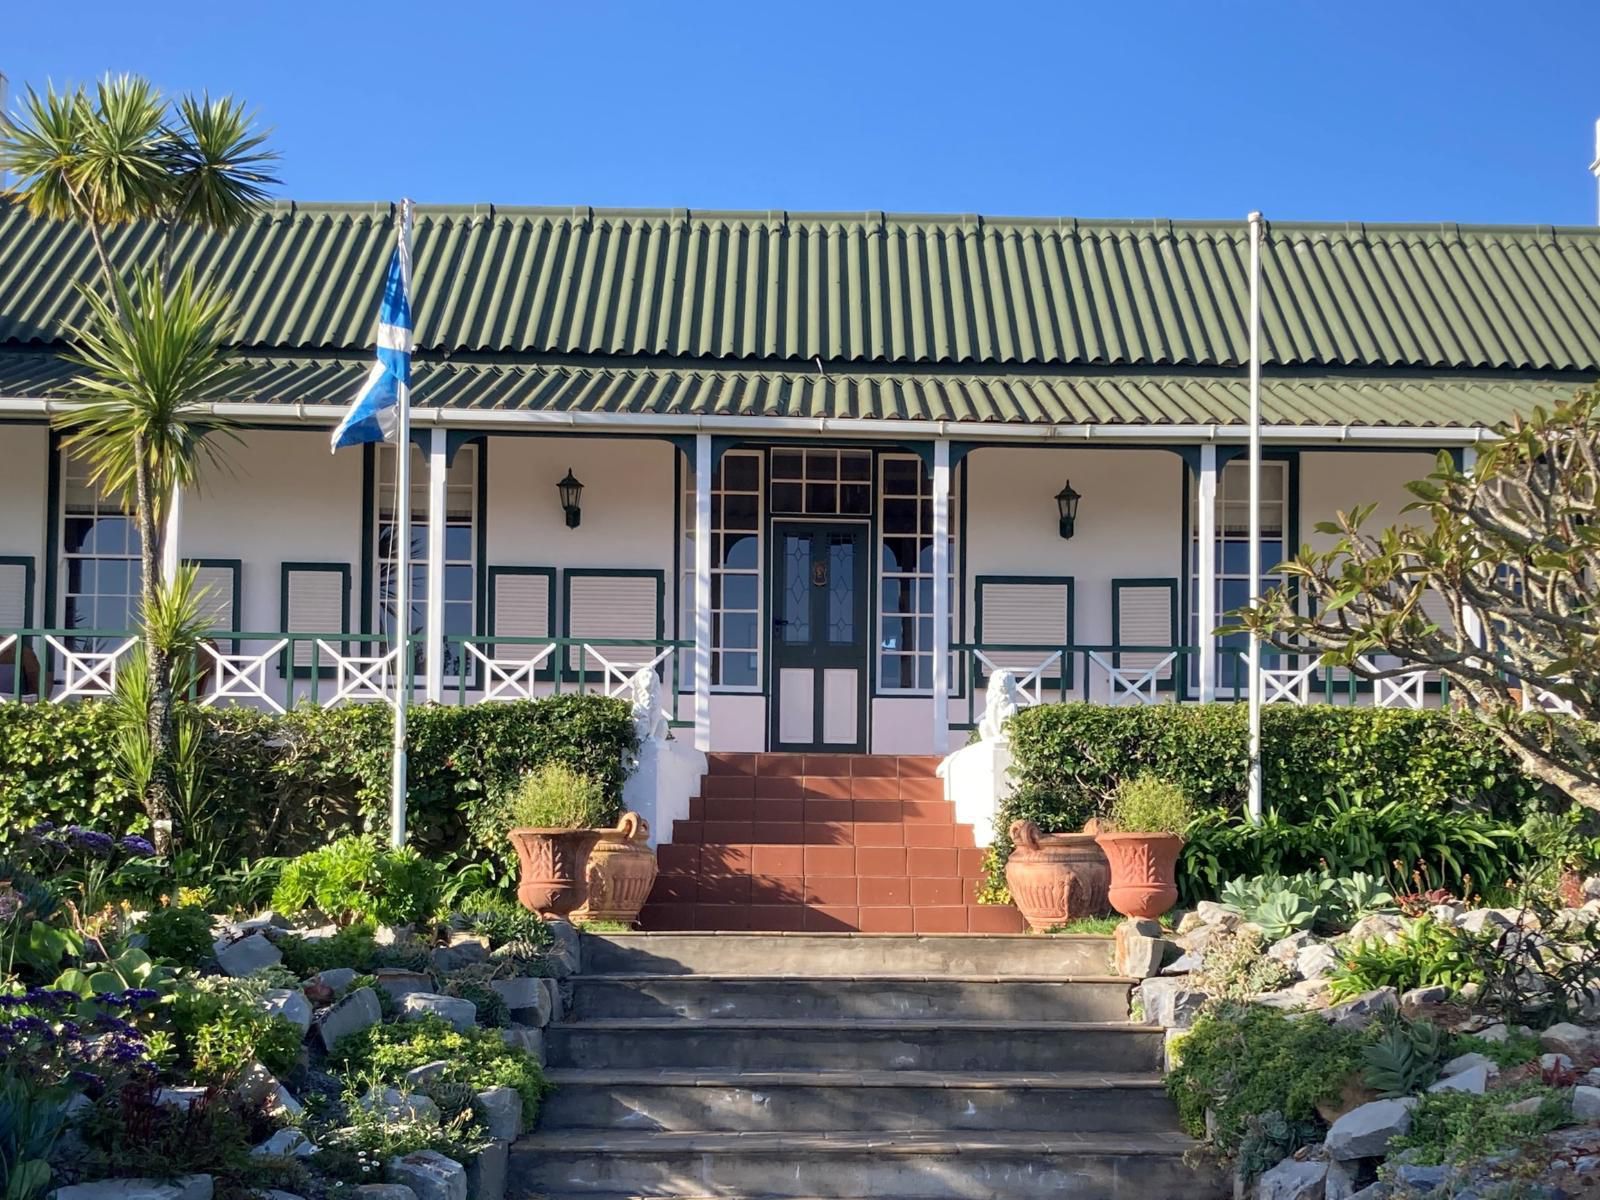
[628,667,670,744]
[978,669,1025,743]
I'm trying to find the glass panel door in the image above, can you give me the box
[770,522,868,751]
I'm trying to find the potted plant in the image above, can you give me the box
[1093,773,1193,920]
[505,763,617,918]
[1003,818,1111,933]
[572,811,658,927]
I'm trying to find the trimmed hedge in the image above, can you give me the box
[988,703,1551,905]
[0,695,637,860]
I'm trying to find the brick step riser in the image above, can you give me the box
[634,903,1027,934]
[571,978,1133,1023]
[704,753,941,780]
[535,1081,1178,1133]
[580,933,1110,976]
[544,1026,1165,1074]
[509,1146,1219,1199]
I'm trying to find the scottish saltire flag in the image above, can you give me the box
[330,241,414,450]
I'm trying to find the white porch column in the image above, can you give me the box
[931,440,952,754]
[423,430,447,703]
[1459,446,1484,652]
[1196,445,1218,701]
[160,486,182,585]
[693,435,713,752]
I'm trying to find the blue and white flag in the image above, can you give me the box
[331,229,414,450]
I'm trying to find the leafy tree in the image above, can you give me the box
[1235,388,1600,811]
[1,75,275,849]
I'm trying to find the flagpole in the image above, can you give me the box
[390,198,415,849]
[1246,210,1264,824]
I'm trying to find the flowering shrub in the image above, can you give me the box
[0,987,161,1097]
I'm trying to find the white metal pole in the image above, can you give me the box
[1196,445,1217,702]
[390,198,415,848]
[1590,119,1600,226]
[423,427,447,703]
[693,435,713,752]
[161,486,183,585]
[1246,211,1265,823]
[931,440,952,754]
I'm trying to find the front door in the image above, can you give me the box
[771,522,868,751]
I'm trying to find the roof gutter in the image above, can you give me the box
[0,395,1491,446]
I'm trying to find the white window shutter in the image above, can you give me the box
[976,579,1072,679]
[491,571,552,662]
[190,564,236,635]
[0,561,29,629]
[566,573,660,675]
[1115,582,1176,680]
[284,566,347,670]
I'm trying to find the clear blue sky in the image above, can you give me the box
[7,0,1599,225]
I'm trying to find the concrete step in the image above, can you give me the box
[579,931,1112,976]
[536,1068,1178,1133]
[570,974,1134,1023]
[544,1019,1165,1074]
[507,1129,1225,1199]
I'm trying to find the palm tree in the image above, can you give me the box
[55,268,243,847]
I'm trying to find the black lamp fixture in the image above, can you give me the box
[557,468,584,529]
[1055,480,1081,540]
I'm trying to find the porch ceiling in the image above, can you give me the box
[0,351,1580,429]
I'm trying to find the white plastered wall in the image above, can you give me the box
[1299,450,1438,549]
[0,423,50,627]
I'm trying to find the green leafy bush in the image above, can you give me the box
[1390,1084,1570,1166]
[505,762,616,830]
[1330,917,1485,1001]
[276,923,380,977]
[139,905,216,966]
[1105,773,1192,835]
[311,1078,489,1185]
[272,835,443,928]
[455,891,553,956]
[167,979,303,1082]
[1449,1029,1542,1069]
[1193,928,1293,1000]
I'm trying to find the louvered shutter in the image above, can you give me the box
[186,560,239,651]
[489,567,555,675]
[0,558,31,629]
[1113,580,1178,681]
[280,564,349,675]
[563,571,663,677]
[975,577,1073,685]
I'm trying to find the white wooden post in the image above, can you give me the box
[161,486,182,586]
[931,440,952,754]
[1459,446,1484,653]
[423,429,447,703]
[693,435,713,752]
[1196,445,1218,701]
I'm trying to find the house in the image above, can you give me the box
[4,202,1596,744]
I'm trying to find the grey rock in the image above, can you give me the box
[1323,1157,1362,1200]
[430,941,488,974]
[362,1085,440,1123]
[1540,1052,1575,1072]
[260,989,312,1035]
[544,919,580,978]
[1297,943,1342,981]
[1400,985,1450,1007]
[1255,1156,1326,1200]
[1584,1068,1600,1088]
[261,1192,306,1200]
[374,968,435,1001]
[1195,900,1241,927]
[1162,950,1202,975]
[466,1140,508,1200]
[488,976,549,1024]
[1393,1164,1448,1191]
[387,1149,467,1200]
[1291,977,1333,1005]
[1477,1022,1510,1043]
[1457,908,1515,934]
[1427,902,1463,924]
[314,967,359,993]
[474,1085,522,1141]
[1573,1084,1600,1122]
[231,911,291,935]
[1585,875,1600,900]
[541,976,564,1022]
[1113,921,1166,980]
[1427,1064,1489,1094]
[1176,910,1206,935]
[404,1060,452,1089]
[402,992,477,1032]
[234,1061,279,1107]
[1324,1097,1416,1160]
[353,1188,418,1200]
[155,1087,208,1110]
[251,1128,317,1158]
[1345,914,1404,945]
[268,1082,303,1119]
[1540,1021,1597,1059]
[1266,931,1317,963]
[1345,1188,1387,1200]
[215,932,281,977]
[1138,976,1211,1029]
[1250,989,1306,1011]
[55,1179,214,1200]
[1323,987,1398,1031]
[317,986,382,1052]
[500,1025,543,1060]
[1504,1095,1545,1116]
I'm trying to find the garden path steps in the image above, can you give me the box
[637,752,1027,933]
[508,931,1227,1199]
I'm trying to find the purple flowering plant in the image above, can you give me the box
[0,986,160,1099]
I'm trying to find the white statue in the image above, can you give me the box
[977,669,1025,743]
[628,667,670,745]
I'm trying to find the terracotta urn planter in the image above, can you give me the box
[508,827,604,918]
[1004,819,1111,932]
[572,812,658,926]
[1094,831,1184,920]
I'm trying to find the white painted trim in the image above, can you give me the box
[423,428,447,703]
[931,439,951,754]
[693,434,713,752]
[161,487,182,584]
[1196,444,1217,701]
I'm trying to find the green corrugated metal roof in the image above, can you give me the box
[0,351,1572,428]
[4,201,1600,373]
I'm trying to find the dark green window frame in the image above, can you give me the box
[487,565,558,683]
[973,574,1076,690]
[278,562,351,679]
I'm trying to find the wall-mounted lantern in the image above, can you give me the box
[1055,481,1081,540]
[558,468,584,529]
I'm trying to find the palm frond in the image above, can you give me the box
[0,82,93,221]
[163,92,279,232]
[71,74,170,224]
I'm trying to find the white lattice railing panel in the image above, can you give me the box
[1260,661,1319,705]
[45,635,136,700]
[202,641,288,714]
[464,641,556,702]
[580,645,674,697]
[970,650,1061,731]
[1088,650,1178,706]
[1524,686,1579,718]
[1357,656,1428,709]
[318,640,401,707]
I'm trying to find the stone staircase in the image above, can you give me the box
[639,752,1027,934]
[509,931,1225,1199]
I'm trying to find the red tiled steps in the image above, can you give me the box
[638,753,1026,934]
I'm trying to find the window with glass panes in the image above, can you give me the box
[877,455,957,694]
[375,444,477,681]
[60,457,142,652]
[769,448,872,516]
[679,451,763,689]
[1189,459,1290,695]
